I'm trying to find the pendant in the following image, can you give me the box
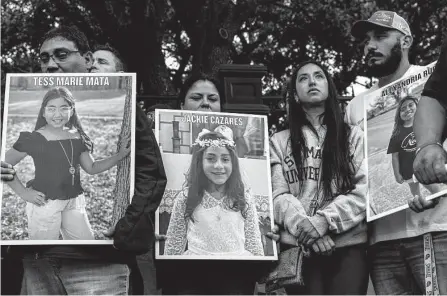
[217,207,222,221]
[69,166,75,186]
[69,166,76,174]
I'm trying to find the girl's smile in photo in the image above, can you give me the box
[203,146,232,186]
[400,100,416,123]
[43,97,73,129]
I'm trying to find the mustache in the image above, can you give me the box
[365,51,383,61]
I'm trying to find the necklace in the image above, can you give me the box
[312,125,326,150]
[208,191,225,221]
[216,198,225,221]
[58,138,75,186]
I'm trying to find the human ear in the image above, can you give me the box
[401,35,413,50]
[83,51,94,69]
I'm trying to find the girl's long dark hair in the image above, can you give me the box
[390,96,418,140]
[288,60,355,200]
[184,132,247,221]
[35,87,93,152]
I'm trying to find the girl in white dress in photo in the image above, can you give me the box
[164,125,264,256]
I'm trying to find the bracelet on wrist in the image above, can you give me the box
[415,142,443,155]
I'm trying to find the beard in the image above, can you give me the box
[366,41,402,78]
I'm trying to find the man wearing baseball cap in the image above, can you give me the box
[345,10,423,127]
[345,11,447,295]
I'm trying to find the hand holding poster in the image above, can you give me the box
[155,109,277,260]
[365,62,447,221]
[0,73,136,244]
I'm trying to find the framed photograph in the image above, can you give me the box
[0,73,136,245]
[155,109,277,260]
[365,62,447,221]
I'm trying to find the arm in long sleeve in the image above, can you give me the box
[413,40,447,184]
[165,195,188,255]
[243,192,264,256]
[270,134,307,235]
[308,126,367,235]
[113,106,167,253]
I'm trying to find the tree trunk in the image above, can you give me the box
[174,0,252,79]
[111,76,133,226]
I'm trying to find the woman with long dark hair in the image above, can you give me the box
[4,86,130,240]
[270,61,368,294]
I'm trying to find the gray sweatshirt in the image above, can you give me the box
[270,125,367,248]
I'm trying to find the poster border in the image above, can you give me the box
[0,72,137,245]
[364,62,446,221]
[154,109,278,260]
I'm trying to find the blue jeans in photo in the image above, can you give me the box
[369,232,447,295]
[22,256,130,295]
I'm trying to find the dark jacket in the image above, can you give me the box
[113,105,167,254]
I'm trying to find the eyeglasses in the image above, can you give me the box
[45,106,73,115]
[39,49,80,64]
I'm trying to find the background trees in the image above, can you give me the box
[2,0,446,100]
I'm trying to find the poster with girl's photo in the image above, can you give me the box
[155,109,277,260]
[0,73,136,244]
[365,62,447,221]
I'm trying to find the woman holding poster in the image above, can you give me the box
[3,86,130,240]
[270,61,368,294]
[157,73,277,295]
[164,125,264,256]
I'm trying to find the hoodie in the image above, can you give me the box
[270,125,367,248]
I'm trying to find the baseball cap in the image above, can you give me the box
[351,11,412,39]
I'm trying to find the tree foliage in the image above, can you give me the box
[2,0,446,97]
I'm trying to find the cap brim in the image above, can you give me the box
[351,20,395,39]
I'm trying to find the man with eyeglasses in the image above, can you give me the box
[1,26,166,295]
[38,27,93,73]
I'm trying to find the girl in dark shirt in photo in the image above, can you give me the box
[387,96,442,196]
[4,86,130,241]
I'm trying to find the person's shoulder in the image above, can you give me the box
[244,189,258,207]
[20,130,42,141]
[409,64,425,70]
[270,129,290,143]
[352,83,379,101]
[347,124,364,146]
[16,131,38,141]
[68,129,81,140]
[407,64,426,75]
[348,124,364,138]
[175,188,188,204]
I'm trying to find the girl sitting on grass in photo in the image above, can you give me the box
[164,125,264,256]
[387,96,442,198]
[4,86,130,240]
